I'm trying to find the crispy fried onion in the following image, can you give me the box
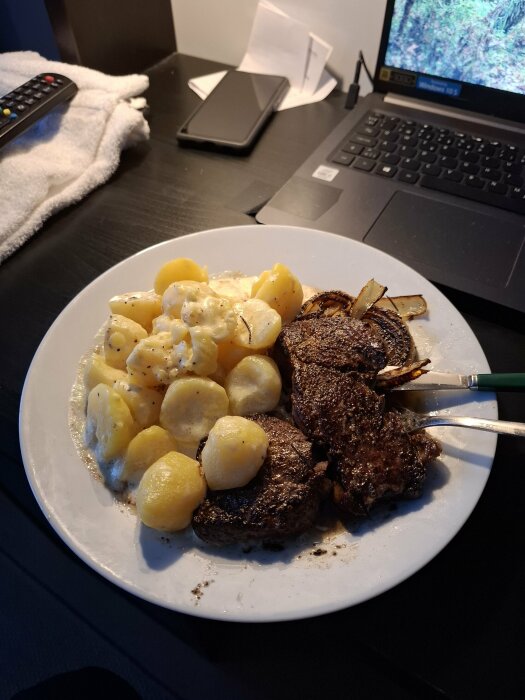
[375,359,431,390]
[350,279,387,320]
[300,287,427,321]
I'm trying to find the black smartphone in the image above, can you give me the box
[177,70,289,151]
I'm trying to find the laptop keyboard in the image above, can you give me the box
[331,111,525,215]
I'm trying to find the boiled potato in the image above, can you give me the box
[126,331,174,387]
[108,290,162,332]
[84,353,127,391]
[121,425,177,481]
[232,299,282,350]
[136,451,206,531]
[104,314,148,370]
[86,383,136,461]
[216,339,262,374]
[113,379,164,429]
[154,258,208,295]
[160,376,229,443]
[225,355,282,416]
[201,416,268,490]
[252,263,303,323]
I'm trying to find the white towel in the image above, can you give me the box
[0,51,150,263]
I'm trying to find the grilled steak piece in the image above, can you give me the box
[273,315,387,387]
[192,414,329,545]
[290,361,441,517]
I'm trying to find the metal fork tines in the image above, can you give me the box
[401,410,525,437]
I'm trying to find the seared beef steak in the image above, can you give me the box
[292,362,440,517]
[273,315,387,387]
[333,411,441,517]
[274,302,441,518]
[192,414,329,545]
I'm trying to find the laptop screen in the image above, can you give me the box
[375,0,525,122]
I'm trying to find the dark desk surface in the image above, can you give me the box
[2,53,525,699]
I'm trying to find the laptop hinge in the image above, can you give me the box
[384,93,525,137]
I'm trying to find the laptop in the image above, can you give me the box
[257,0,525,313]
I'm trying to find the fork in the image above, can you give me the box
[400,409,525,436]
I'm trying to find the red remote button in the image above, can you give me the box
[44,75,55,83]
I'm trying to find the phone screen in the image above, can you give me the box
[180,71,289,147]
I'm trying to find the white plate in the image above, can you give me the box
[20,225,497,622]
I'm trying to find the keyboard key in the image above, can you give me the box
[439,156,458,169]
[381,131,399,142]
[440,145,458,158]
[362,148,380,160]
[375,163,398,177]
[400,157,420,171]
[510,187,525,200]
[503,161,522,175]
[420,150,437,163]
[381,152,400,165]
[481,167,501,180]
[399,145,417,158]
[442,169,463,182]
[378,140,398,153]
[488,181,507,195]
[464,151,479,163]
[358,125,380,137]
[353,157,375,171]
[342,142,363,155]
[422,163,441,176]
[482,156,500,168]
[461,161,480,175]
[349,133,377,147]
[420,175,525,214]
[398,170,419,184]
[505,173,523,187]
[332,151,355,166]
[465,175,484,188]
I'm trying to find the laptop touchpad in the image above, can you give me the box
[364,191,524,288]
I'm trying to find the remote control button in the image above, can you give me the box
[16,104,27,112]
[33,92,43,99]
[51,82,59,88]
[9,112,18,119]
[44,75,55,83]
[2,108,11,116]
[41,86,52,94]
[24,98,35,106]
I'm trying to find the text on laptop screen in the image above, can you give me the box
[383,0,525,97]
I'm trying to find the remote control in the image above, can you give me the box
[0,73,78,149]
